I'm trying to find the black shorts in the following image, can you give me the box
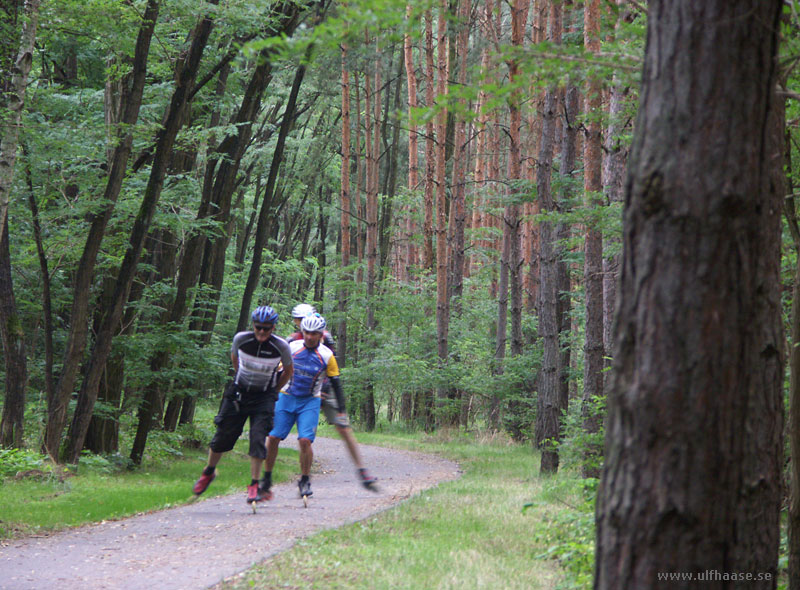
[209,383,276,459]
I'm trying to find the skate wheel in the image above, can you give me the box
[302,495,308,508]
[250,501,257,513]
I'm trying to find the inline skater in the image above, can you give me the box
[261,314,348,502]
[281,304,377,491]
[192,305,293,505]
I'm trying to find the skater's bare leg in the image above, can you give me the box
[265,436,281,472]
[205,450,223,470]
[336,425,363,469]
[298,437,313,476]
[250,456,262,481]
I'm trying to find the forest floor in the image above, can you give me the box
[0,436,461,590]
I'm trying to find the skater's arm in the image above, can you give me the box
[276,364,293,391]
[328,376,346,415]
[274,336,294,392]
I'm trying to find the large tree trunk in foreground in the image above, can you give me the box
[594,2,784,588]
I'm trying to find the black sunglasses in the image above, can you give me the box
[253,324,274,332]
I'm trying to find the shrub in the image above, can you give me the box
[0,448,54,480]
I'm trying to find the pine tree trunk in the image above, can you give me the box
[354,75,365,287]
[447,0,469,307]
[400,12,417,418]
[404,8,419,279]
[339,44,351,368]
[434,0,450,425]
[581,0,604,479]
[422,11,435,271]
[378,52,401,274]
[556,83,578,436]
[535,1,561,473]
[595,2,784,586]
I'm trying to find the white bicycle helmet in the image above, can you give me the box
[300,314,326,333]
[291,303,316,319]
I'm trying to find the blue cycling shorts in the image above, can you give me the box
[269,393,321,441]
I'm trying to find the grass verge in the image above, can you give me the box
[213,425,595,590]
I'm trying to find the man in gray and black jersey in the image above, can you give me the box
[192,305,293,504]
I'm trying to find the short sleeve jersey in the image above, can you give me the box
[285,340,339,398]
[231,332,292,394]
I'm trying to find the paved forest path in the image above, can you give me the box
[0,437,461,590]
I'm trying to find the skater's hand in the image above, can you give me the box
[334,413,350,428]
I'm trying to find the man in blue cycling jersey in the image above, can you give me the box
[192,306,293,504]
[284,303,377,490]
[261,313,342,499]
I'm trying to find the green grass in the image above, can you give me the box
[212,425,591,590]
[0,440,297,540]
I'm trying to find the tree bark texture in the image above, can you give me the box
[556,83,577,436]
[581,0,604,479]
[535,0,561,473]
[446,0,469,307]
[0,217,26,448]
[339,43,351,368]
[434,0,450,424]
[595,2,784,588]
[422,11,435,271]
[403,7,419,278]
[0,0,36,449]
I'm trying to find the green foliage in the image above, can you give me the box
[558,393,606,476]
[5,0,640,484]
[77,450,133,473]
[531,477,597,590]
[0,448,54,480]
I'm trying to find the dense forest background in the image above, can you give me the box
[1,0,641,467]
[2,0,800,585]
